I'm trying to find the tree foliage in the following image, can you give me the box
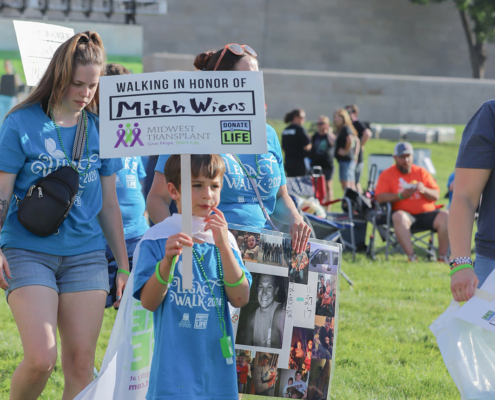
[410,0,495,78]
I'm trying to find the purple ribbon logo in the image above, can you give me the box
[115,123,144,148]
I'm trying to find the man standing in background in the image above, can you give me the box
[345,105,372,192]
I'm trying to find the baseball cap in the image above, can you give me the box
[393,142,413,156]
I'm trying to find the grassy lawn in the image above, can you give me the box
[0,119,464,396]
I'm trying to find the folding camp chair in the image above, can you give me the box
[367,162,444,261]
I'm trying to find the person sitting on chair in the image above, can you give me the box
[375,142,449,262]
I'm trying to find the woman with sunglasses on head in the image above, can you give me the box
[147,44,311,253]
[334,108,360,191]
[309,115,336,204]
[0,32,128,399]
[281,108,311,178]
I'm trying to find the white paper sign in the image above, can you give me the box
[13,21,74,87]
[99,71,267,158]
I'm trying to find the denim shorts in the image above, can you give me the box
[338,160,356,182]
[474,253,495,288]
[3,248,109,300]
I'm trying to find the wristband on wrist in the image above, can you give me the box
[224,270,246,288]
[449,264,474,277]
[398,192,403,200]
[449,257,473,270]
[117,269,130,276]
[155,256,178,285]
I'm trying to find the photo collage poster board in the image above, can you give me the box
[229,224,341,400]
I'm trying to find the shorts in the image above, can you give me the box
[3,248,109,300]
[474,253,495,287]
[338,160,356,182]
[396,210,440,232]
[105,236,141,308]
[355,162,364,185]
[322,167,334,181]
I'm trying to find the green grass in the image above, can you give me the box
[0,120,463,398]
[0,51,143,83]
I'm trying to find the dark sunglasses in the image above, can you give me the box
[214,43,257,71]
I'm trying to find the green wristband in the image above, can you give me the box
[449,264,474,277]
[117,269,130,276]
[224,270,246,288]
[398,192,403,200]
[155,256,178,285]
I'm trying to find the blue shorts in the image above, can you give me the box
[338,160,356,182]
[474,253,495,287]
[3,248,108,300]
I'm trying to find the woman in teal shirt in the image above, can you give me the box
[0,32,129,399]
[146,44,311,254]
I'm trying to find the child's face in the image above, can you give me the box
[169,173,222,217]
[248,236,256,249]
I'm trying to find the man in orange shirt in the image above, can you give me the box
[375,142,449,262]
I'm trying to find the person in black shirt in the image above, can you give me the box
[345,105,372,192]
[309,115,336,204]
[334,109,360,191]
[282,109,311,177]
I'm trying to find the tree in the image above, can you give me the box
[410,0,495,79]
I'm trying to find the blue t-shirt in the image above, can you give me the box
[456,99,495,259]
[155,124,286,228]
[0,104,123,256]
[133,227,252,400]
[116,157,149,240]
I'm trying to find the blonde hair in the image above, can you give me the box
[318,115,330,126]
[334,109,358,137]
[8,31,106,117]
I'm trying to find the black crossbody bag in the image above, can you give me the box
[15,112,88,237]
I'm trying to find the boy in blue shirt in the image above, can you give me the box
[133,154,252,400]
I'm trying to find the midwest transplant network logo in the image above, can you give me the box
[115,122,144,148]
[220,120,251,145]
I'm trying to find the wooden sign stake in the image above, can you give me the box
[180,154,193,290]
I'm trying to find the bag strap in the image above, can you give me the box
[247,176,279,232]
[72,111,87,161]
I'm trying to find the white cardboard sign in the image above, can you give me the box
[98,71,268,158]
[13,21,74,87]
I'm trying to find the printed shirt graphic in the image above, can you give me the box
[291,380,308,395]
[374,164,440,215]
[115,156,149,240]
[133,220,252,400]
[0,104,122,256]
[155,124,286,228]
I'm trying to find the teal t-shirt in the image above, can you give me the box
[133,224,252,400]
[0,104,123,256]
[155,124,286,229]
[116,156,149,240]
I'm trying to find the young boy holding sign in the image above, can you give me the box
[133,154,252,399]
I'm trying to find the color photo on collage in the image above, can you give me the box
[230,227,339,400]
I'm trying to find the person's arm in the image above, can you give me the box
[415,181,439,202]
[146,171,172,224]
[140,233,193,311]
[361,128,372,147]
[204,208,250,308]
[449,168,490,301]
[375,186,416,204]
[97,174,129,307]
[353,136,360,159]
[326,131,336,146]
[272,305,285,347]
[0,171,16,289]
[271,184,311,254]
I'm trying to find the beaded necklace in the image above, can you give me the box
[233,154,260,179]
[49,108,91,177]
[192,247,234,364]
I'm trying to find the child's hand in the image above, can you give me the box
[204,207,230,251]
[165,233,193,263]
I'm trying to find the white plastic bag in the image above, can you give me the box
[74,271,154,400]
[430,300,495,400]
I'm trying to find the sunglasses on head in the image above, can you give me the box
[214,43,257,71]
